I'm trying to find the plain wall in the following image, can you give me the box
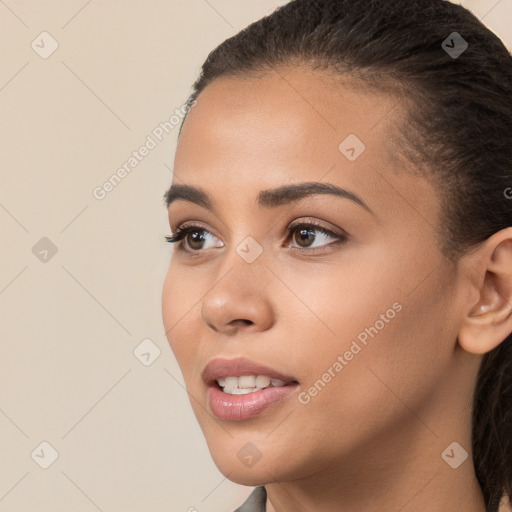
[0,1,510,511]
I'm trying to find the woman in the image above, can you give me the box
[162,0,512,510]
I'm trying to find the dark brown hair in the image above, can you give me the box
[177,1,512,509]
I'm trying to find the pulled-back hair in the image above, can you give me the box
[178,1,512,509]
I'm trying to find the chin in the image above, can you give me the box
[200,432,276,484]
[216,463,271,487]
[205,433,316,487]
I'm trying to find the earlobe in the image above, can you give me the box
[457,228,512,355]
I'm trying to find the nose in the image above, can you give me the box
[200,253,275,336]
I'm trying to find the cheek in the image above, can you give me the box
[315,238,451,362]
[161,267,177,345]
[292,251,455,438]
[162,263,201,369]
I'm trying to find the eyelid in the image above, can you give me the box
[170,220,216,236]
[287,217,348,238]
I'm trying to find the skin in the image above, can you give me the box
[162,66,512,512]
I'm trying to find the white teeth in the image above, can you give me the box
[238,375,256,388]
[216,374,290,395]
[255,375,271,388]
[224,376,238,389]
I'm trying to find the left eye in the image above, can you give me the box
[288,223,346,250]
[165,222,347,253]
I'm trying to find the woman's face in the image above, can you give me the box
[162,68,475,485]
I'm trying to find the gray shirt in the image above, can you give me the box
[233,486,266,512]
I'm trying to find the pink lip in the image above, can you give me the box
[208,384,298,421]
[202,357,299,421]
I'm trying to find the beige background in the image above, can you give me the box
[0,1,510,511]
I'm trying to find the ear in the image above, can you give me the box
[458,227,512,355]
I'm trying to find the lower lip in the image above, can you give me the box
[207,383,299,421]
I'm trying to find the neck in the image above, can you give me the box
[265,469,485,512]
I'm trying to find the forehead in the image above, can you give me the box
[176,67,401,166]
[178,69,399,176]
[172,67,439,227]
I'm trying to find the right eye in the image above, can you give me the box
[165,224,224,253]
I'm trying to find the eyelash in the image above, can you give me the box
[164,220,347,256]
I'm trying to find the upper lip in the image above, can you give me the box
[202,357,299,385]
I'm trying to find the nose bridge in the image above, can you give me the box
[218,232,269,298]
[200,233,274,332]
[215,211,269,280]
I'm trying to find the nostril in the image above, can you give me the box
[232,319,253,327]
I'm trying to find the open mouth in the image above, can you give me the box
[215,375,298,395]
[203,357,300,420]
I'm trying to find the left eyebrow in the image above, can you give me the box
[164,181,373,215]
